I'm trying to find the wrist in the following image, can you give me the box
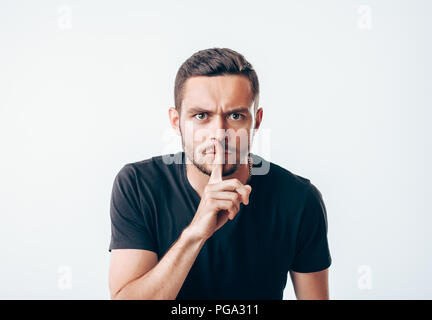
[182,225,208,247]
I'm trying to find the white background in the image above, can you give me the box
[0,0,431,299]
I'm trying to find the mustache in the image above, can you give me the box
[200,143,237,154]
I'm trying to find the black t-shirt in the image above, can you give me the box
[108,151,332,299]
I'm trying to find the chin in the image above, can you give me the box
[222,164,239,177]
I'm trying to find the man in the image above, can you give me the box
[108,48,332,300]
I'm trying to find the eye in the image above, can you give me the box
[228,113,243,121]
[195,113,208,121]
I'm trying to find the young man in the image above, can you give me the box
[108,48,332,300]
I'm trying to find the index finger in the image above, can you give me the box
[208,141,223,184]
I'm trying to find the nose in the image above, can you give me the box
[208,115,227,145]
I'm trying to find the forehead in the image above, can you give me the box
[181,75,253,111]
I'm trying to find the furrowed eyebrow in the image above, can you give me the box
[187,107,213,114]
[225,107,250,114]
[186,106,250,114]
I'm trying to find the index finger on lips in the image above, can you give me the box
[208,141,223,184]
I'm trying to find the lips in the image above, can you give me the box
[205,153,231,155]
[204,151,232,154]
[204,150,232,155]
[203,145,235,155]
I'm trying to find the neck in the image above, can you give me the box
[185,155,250,198]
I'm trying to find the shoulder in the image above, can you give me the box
[252,153,316,198]
[271,162,311,189]
[116,152,181,184]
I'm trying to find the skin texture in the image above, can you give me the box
[170,74,263,195]
[109,74,329,300]
[289,269,330,299]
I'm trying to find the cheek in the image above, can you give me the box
[230,131,250,149]
[181,120,206,147]
[192,126,213,146]
[183,130,208,156]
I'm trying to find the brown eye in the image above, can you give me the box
[229,113,243,120]
[195,113,208,120]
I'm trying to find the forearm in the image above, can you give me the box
[113,227,206,300]
[290,269,330,300]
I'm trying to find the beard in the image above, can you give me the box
[192,155,239,177]
[180,128,249,177]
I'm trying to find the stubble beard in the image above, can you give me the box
[180,130,249,178]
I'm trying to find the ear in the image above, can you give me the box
[168,107,181,136]
[254,107,263,131]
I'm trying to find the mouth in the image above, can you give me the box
[203,149,233,155]
[203,146,234,155]
[204,152,232,156]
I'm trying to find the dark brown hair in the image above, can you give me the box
[174,47,259,113]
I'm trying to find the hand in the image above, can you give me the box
[186,141,252,241]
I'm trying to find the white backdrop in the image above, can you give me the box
[0,0,431,299]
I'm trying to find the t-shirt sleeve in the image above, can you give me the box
[108,164,158,253]
[290,183,332,273]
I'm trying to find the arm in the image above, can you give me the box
[109,144,251,300]
[109,227,206,300]
[109,174,250,300]
[289,183,331,300]
[289,268,329,300]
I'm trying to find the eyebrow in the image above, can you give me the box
[187,106,250,114]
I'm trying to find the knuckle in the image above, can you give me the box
[233,178,241,186]
[230,202,238,212]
